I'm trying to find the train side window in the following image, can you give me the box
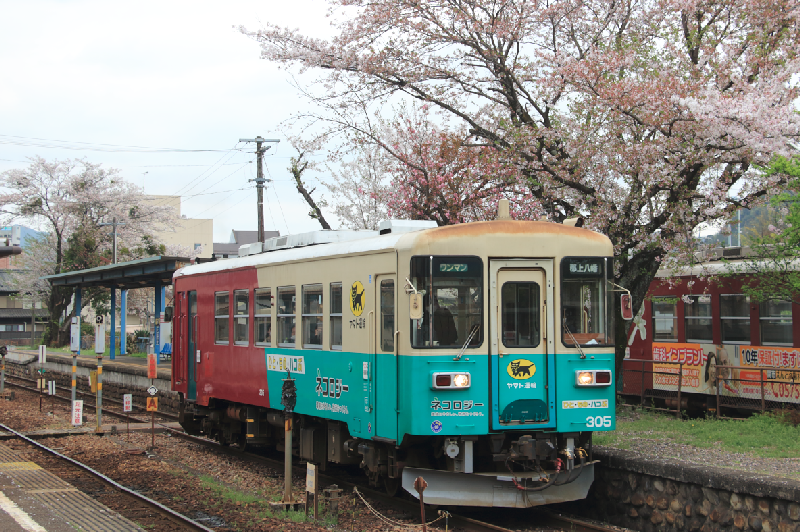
[214,292,230,344]
[330,283,343,350]
[720,294,750,344]
[652,297,678,342]
[380,279,395,352]
[684,295,712,343]
[302,284,323,349]
[277,287,296,348]
[233,290,249,346]
[254,288,272,346]
[761,300,792,346]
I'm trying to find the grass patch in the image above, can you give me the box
[18,345,74,355]
[595,407,800,459]
[16,345,148,357]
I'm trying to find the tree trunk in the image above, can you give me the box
[613,249,663,377]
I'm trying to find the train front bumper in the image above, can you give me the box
[401,462,596,508]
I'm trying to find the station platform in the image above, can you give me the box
[5,348,171,374]
[0,441,141,531]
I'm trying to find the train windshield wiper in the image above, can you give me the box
[454,324,480,361]
[562,319,586,360]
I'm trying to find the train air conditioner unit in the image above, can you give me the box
[239,230,379,256]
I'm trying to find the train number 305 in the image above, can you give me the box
[585,416,612,428]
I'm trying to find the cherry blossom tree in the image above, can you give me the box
[325,143,389,230]
[379,105,532,224]
[0,157,175,345]
[246,0,800,365]
[727,156,800,305]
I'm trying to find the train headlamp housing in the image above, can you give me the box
[432,372,471,390]
[575,370,612,387]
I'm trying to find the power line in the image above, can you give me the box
[0,134,241,153]
[169,157,248,200]
[134,162,248,168]
[269,177,291,235]
[263,177,278,233]
[145,148,245,208]
[186,186,252,219]
[182,187,252,200]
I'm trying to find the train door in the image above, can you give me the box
[489,260,555,429]
[187,290,198,401]
[175,293,183,381]
[373,274,398,441]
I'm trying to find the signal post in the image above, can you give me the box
[95,315,105,431]
[147,354,158,450]
[0,345,8,399]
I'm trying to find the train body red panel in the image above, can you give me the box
[173,267,265,408]
[624,264,799,406]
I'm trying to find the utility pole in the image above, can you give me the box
[99,217,124,360]
[240,137,280,242]
[99,217,125,264]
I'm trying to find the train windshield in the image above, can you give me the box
[409,256,483,349]
[561,257,615,347]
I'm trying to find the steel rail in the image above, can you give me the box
[4,378,622,531]
[0,421,214,532]
[2,376,179,421]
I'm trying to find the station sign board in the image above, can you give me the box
[146,397,158,412]
[72,400,83,426]
[147,354,157,379]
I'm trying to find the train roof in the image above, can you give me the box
[656,257,800,278]
[174,220,611,280]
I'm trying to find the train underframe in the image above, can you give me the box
[179,394,596,508]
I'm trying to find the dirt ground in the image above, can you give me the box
[0,385,432,531]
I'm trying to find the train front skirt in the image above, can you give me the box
[401,463,596,508]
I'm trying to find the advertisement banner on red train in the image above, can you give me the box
[738,346,800,404]
[652,343,740,396]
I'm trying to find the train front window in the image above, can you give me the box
[561,257,614,347]
[409,256,483,349]
[502,282,540,348]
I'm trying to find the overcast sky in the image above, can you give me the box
[0,0,336,242]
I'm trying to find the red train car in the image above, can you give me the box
[623,254,800,410]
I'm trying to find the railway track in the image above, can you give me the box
[3,377,625,532]
[0,421,215,532]
[2,374,179,421]
[163,429,624,532]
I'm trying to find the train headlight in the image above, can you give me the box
[453,374,470,387]
[432,372,472,390]
[575,370,612,387]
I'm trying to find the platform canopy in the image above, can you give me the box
[41,256,190,290]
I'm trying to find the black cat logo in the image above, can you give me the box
[507,359,536,380]
[350,281,365,316]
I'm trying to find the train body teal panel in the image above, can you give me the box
[264,347,375,438]
[492,352,555,428]
[555,353,616,432]
[398,354,490,437]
